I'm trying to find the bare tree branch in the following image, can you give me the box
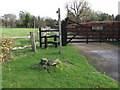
[65,0,92,23]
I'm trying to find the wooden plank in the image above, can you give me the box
[41,36,59,38]
[8,36,30,39]
[41,30,59,32]
[67,37,100,39]
[67,34,76,44]
[69,40,118,43]
[42,41,59,44]
[41,35,59,38]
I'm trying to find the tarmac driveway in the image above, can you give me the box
[72,42,119,82]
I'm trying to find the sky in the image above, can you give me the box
[0,0,120,20]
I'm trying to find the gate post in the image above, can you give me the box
[39,28,42,48]
[45,36,48,49]
[61,20,67,46]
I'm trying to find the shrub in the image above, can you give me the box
[1,37,14,62]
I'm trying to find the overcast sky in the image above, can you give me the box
[0,0,119,20]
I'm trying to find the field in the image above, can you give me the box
[2,28,38,47]
[2,28,119,88]
[2,28,38,37]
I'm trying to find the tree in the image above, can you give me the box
[8,14,16,27]
[24,13,31,28]
[45,17,57,27]
[92,11,114,21]
[2,14,16,27]
[109,14,115,21]
[65,0,92,23]
[35,16,42,28]
[17,11,32,28]
[100,13,109,21]
[2,14,9,27]
[16,20,24,28]
[19,11,25,19]
[115,14,120,21]
[34,17,46,27]
[31,15,37,28]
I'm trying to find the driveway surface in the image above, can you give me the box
[72,42,119,82]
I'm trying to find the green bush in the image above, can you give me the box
[1,38,14,62]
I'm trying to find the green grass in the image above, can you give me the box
[2,28,38,37]
[108,42,120,47]
[13,38,30,47]
[2,28,119,88]
[2,28,57,47]
[3,45,118,88]
[2,28,38,47]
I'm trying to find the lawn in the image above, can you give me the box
[2,28,38,37]
[2,28,38,47]
[2,28,119,88]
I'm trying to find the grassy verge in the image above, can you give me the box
[2,28,38,47]
[108,42,120,47]
[2,28,118,88]
[2,44,118,88]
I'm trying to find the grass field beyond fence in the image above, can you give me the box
[2,28,38,37]
[2,28,119,88]
[2,28,38,47]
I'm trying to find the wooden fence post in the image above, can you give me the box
[86,29,88,44]
[45,36,48,49]
[54,35,57,47]
[30,32,36,52]
[39,28,42,48]
[58,8,62,54]
[118,22,120,42]
[112,26,114,42]
[61,20,67,46]
[99,30,101,43]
